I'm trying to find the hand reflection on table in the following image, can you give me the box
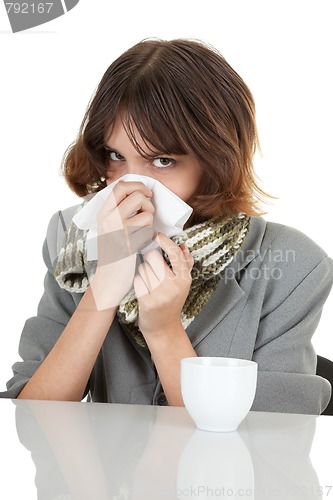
[14,400,157,500]
[14,400,321,500]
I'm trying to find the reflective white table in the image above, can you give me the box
[0,398,332,499]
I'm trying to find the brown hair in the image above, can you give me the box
[62,38,270,225]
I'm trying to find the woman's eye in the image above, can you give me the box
[152,157,175,168]
[109,151,125,161]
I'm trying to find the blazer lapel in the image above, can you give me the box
[186,276,245,347]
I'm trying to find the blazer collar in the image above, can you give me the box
[230,216,267,273]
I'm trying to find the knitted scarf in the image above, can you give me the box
[55,211,250,347]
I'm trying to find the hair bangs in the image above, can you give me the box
[118,76,190,158]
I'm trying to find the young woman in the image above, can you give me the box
[1,39,332,414]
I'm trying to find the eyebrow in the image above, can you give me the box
[104,143,180,160]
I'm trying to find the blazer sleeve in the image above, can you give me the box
[0,210,79,399]
[252,247,333,415]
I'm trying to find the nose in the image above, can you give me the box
[124,158,147,176]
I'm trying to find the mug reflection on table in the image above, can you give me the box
[177,429,254,500]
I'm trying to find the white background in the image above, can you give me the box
[0,0,332,388]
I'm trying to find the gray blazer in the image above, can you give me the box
[1,206,333,414]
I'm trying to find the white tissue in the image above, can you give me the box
[72,174,193,261]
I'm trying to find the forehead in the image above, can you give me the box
[105,117,166,156]
[105,119,132,145]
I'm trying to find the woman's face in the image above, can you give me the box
[104,118,203,203]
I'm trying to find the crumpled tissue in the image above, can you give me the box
[72,174,193,261]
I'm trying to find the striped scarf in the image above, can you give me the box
[55,212,250,347]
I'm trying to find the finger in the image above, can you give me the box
[126,210,154,230]
[154,233,192,277]
[142,249,168,282]
[179,243,194,269]
[137,258,161,291]
[100,181,153,213]
[97,190,154,233]
[133,273,150,298]
[118,192,155,222]
[127,225,155,254]
[97,225,155,265]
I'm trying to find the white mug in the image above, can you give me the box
[180,357,258,432]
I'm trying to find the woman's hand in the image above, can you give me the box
[90,181,155,310]
[134,232,196,406]
[134,232,194,340]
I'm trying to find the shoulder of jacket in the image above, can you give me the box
[257,220,333,293]
[263,220,329,262]
[45,203,82,269]
[251,219,333,320]
[241,217,331,284]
